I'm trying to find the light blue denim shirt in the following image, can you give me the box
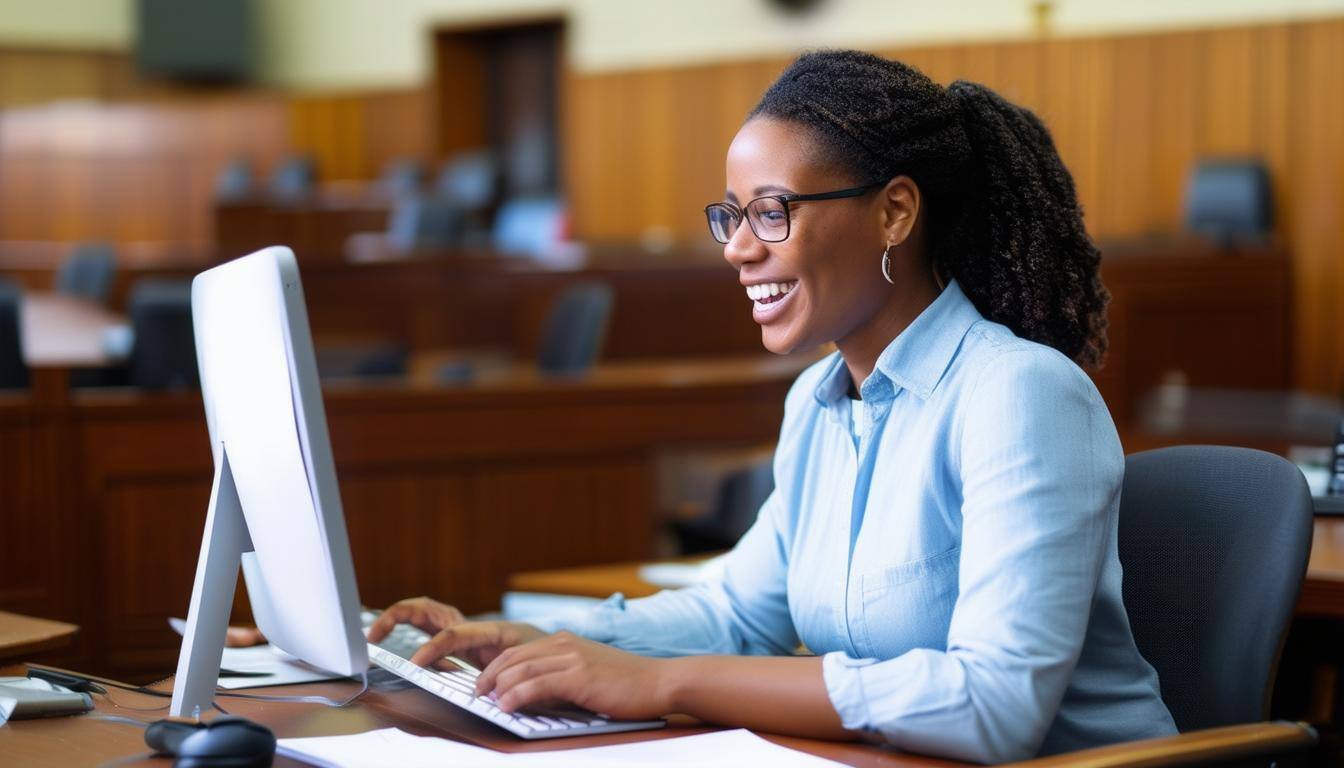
[536,281,1176,762]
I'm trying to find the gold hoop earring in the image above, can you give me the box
[881,244,896,285]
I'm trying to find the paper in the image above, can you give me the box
[638,555,727,589]
[0,695,15,725]
[215,644,349,689]
[278,727,846,768]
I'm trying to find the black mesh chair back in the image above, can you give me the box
[1183,159,1273,245]
[537,282,613,375]
[1119,446,1313,733]
[55,243,117,305]
[0,280,26,390]
[128,280,198,390]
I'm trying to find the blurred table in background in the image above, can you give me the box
[0,612,78,663]
[20,293,127,401]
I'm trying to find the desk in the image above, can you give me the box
[19,292,127,402]
[509,517,1344,620]
[0,664,948,768]
[0,613,77,662]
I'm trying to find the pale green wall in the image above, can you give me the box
[4,0,1344,88]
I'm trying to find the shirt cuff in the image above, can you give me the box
[526,592,625,641]
[822,651,878,731]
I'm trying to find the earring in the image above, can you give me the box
[881,244,895,285]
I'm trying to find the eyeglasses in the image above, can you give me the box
[703,181,884,244]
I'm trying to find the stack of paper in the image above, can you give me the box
[278,727,847,768]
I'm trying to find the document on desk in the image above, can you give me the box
[277,727,847,767]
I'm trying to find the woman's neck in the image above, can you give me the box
[837,273,942,397]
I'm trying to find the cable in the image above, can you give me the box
[29,666,370,712]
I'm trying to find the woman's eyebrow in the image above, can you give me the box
[753,184,795,196]
[725,191,739,204]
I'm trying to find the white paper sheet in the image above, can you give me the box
[637,555,727,589]
[277,727,847,768]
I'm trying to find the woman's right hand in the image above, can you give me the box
[366,596,545,669]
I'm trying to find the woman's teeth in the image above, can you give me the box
[745,281,797,304]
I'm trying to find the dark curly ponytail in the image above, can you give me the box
[749,50,1109,367]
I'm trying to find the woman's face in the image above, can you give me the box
[721,118,897,355]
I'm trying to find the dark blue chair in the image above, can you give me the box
[1119,446,1313,733]
[537,282,613,375]
[674,458,775,554]
[380,159,425,199]
[55,244,117,306]
[269,155,316,201]
[1184,159,1273,245]
[215,158,254,201]
[127,280,198,390]
[0,280,26,390]
[386,196,463,251]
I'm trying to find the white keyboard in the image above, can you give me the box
[363,622,666,740]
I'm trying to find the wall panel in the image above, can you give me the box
[563,17,1344,395]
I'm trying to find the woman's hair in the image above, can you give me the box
[748,49,1108,367]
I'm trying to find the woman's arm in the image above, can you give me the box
[475,631,854,741]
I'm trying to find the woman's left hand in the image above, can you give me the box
[474,631,672,720]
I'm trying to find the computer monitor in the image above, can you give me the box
[170,246,366,718]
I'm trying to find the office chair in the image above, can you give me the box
[55,243,117,306]
[674,459,775,554]
[0,280,26,390]
[269,155,317,201]
[1184,159,1273,246]
[493,196,565,257]
[215,158,254,201]
[127,280,198,390]
[380,159,425,199]
[537,282,613,375]
[1009,445,1320,767]
[386,195,463,250]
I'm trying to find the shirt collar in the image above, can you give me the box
[813,279,982,407]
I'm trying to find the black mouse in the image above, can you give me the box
[145,716,275,768]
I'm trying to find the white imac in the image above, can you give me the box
[170,246,366,718]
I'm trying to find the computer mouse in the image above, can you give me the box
[145,716,276,768]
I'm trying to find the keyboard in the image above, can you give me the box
[361,614,666,739]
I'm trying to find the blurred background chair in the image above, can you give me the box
[385,195,464,251]
[673,457,775,554]
[55,243,117,306]
[436,149,500,246]
[127,279,198,390]
[0,279,27,390]
[269,154,317,201]
[1183,159,1273,246]
[215,158,255,201]
[379,158,426,200]
[536,281,613,375]
[493,196,566,257]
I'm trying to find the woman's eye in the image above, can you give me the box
[759,211,786,225]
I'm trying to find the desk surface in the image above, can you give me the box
[0,664,955,768]
[0,613,77,662]
[20,293,126,368]
[511,518,1344,619]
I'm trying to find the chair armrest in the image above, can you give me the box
[1003,721,1318,768]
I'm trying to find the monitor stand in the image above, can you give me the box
[170,444,251,719]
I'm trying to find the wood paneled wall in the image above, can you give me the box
[563,19,1344,395]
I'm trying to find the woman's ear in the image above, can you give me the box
[881,176,921,246]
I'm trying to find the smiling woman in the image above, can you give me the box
[368,49,1178,763]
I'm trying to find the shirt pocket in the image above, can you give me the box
[857,546,960,658]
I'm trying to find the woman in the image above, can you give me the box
[369,50,1177,763]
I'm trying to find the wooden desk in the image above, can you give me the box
[19,292,128,402]
[0,664,948,768]
[510,518,1344,620]
[0,613,77,662]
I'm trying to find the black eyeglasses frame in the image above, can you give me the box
[703,180,886,244]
